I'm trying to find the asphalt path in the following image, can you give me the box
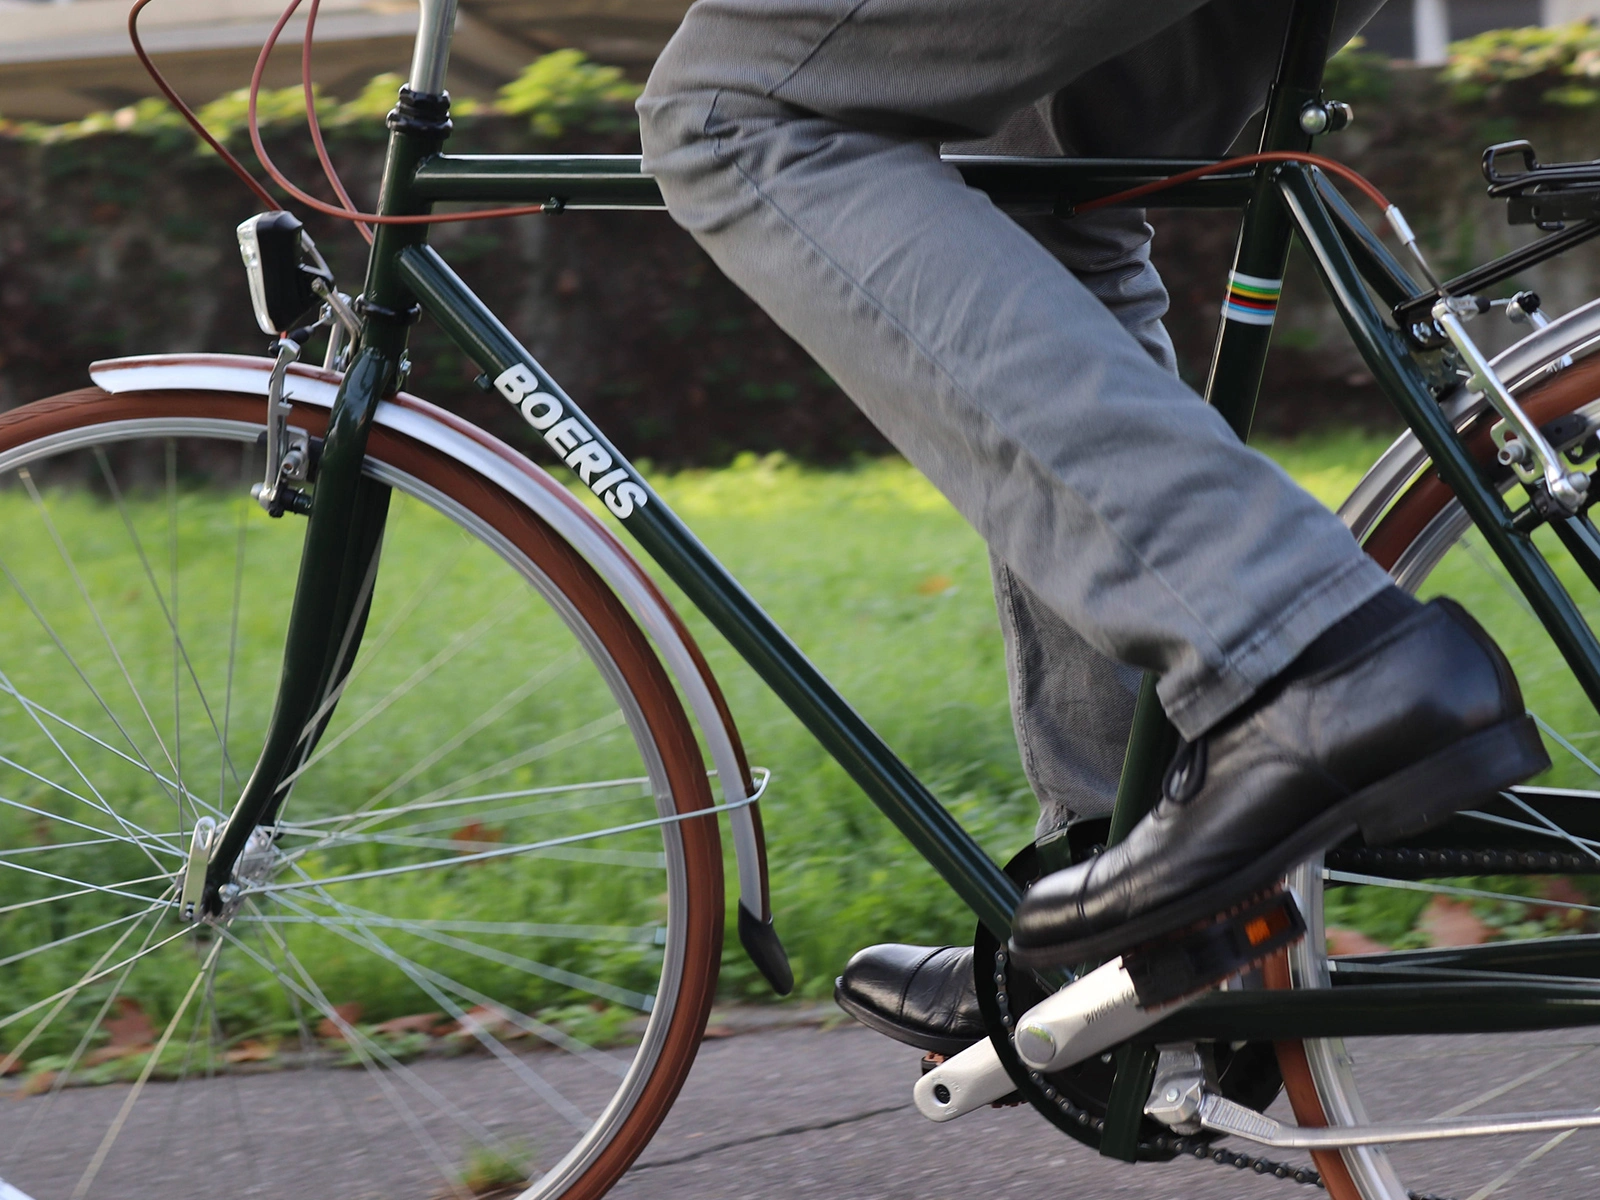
[8,1013,1600,1199]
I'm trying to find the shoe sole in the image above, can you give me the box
[831,980,983,1056]
[1009,715,1550,970]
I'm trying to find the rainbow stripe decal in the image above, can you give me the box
[1223,271,1282,326]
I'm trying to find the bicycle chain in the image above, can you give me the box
[1326,845,1600,876]
[989,946,1456,1200]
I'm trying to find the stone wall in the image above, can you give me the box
[4,72,1600,463]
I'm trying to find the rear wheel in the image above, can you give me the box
[0,389,723,1200]
[1281,340,1600,1199]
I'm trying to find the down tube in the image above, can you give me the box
[1278,164,1600,706]
[396,244,1024,936]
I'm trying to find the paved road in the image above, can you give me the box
[611,1021,1600,1200]
[7,1014,1600,1198]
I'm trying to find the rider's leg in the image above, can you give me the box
[642,0,1545,987]
[639,0,1388,738]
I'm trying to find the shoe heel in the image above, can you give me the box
[1356,717,1550,844]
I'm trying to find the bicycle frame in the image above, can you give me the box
[200,0,1600,1132]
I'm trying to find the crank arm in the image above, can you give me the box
[1201,1092,1600,1148]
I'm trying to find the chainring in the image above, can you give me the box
[974,836,1284,1159]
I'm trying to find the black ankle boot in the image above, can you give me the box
[1010,598,1548,967]
[833,944,984,1054]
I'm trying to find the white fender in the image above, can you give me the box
[88,353,786,986]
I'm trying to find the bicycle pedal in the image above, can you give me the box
[1007,889,1305,1076]
[1122,888,1306,1009]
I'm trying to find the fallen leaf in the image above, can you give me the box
[1325,926,1390,956]
[915,573,954,596]
[83,997,156,1063]
[20,1070,58,1096]
[372,1013,446,1036]
[224,1039,277,1063]
[1418,896,1494,947]
[1529,876,1591,929]
[451,822,504,847]
[103,997,155,1048]
[450,1005,526,1041]
[317,1002,364,1040]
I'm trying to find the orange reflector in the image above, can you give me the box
[1245,916,1273,946]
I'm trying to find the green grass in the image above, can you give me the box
[619,434,1397,996]
[5,425,1596,1060]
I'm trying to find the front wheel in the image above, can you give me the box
[0,388,723,1200]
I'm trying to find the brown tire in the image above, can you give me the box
[0,388,722,1200]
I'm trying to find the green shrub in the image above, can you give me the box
[495,48,641,137]
[1,51,641,146]
[1322,36,1393,102]
[1443,21,1600,107]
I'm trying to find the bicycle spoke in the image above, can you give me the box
[16,469,187,814]
[356,709,630,818]
[1504,788,1600,863]
[286,830,664,868]
[282,607,512,788]
[257,795,733,894]
[0,790,178,853]
[218,925,509,1171]
[268,888,596,1127]
[0,858,170,907]
[0,680,224,822]
[0,923,191,1037]
[0,886,174,1079]
[0,704,177,870]
[276,887,654,1011]
[1433,1046,1596,1119]
[286,774,650,839]
[0,907,163,970]
[354,649,582,815]
[0,875,170,918]
[71,935,223,1198]
[1461,1108,1600,1200]
[1326,870,1600,915]
[222,454,249,812]
[235,912,663,942]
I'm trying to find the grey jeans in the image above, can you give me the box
[638,0,1394,830]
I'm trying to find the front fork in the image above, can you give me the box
[200,345,396,912]
[199,89,446,913]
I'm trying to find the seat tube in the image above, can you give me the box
[1204,0,1338,437]
[1104,0,1342,850]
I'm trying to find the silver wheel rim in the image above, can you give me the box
[0,414,696,1200]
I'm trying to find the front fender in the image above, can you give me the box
[91,352,793,994]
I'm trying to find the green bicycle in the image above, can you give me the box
[9,0,1600,1197]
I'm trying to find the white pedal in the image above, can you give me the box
[913,1036,1016,1122]
[1012,956,1199,1074]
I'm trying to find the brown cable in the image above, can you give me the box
[302,0,373,243]
[128,0,281,210]
[129,0,546,225]
[1076,150,1391,214]
[246,0,548,224]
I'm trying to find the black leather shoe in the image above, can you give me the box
[834,944,984,1054]
[1010,598,1549,968]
